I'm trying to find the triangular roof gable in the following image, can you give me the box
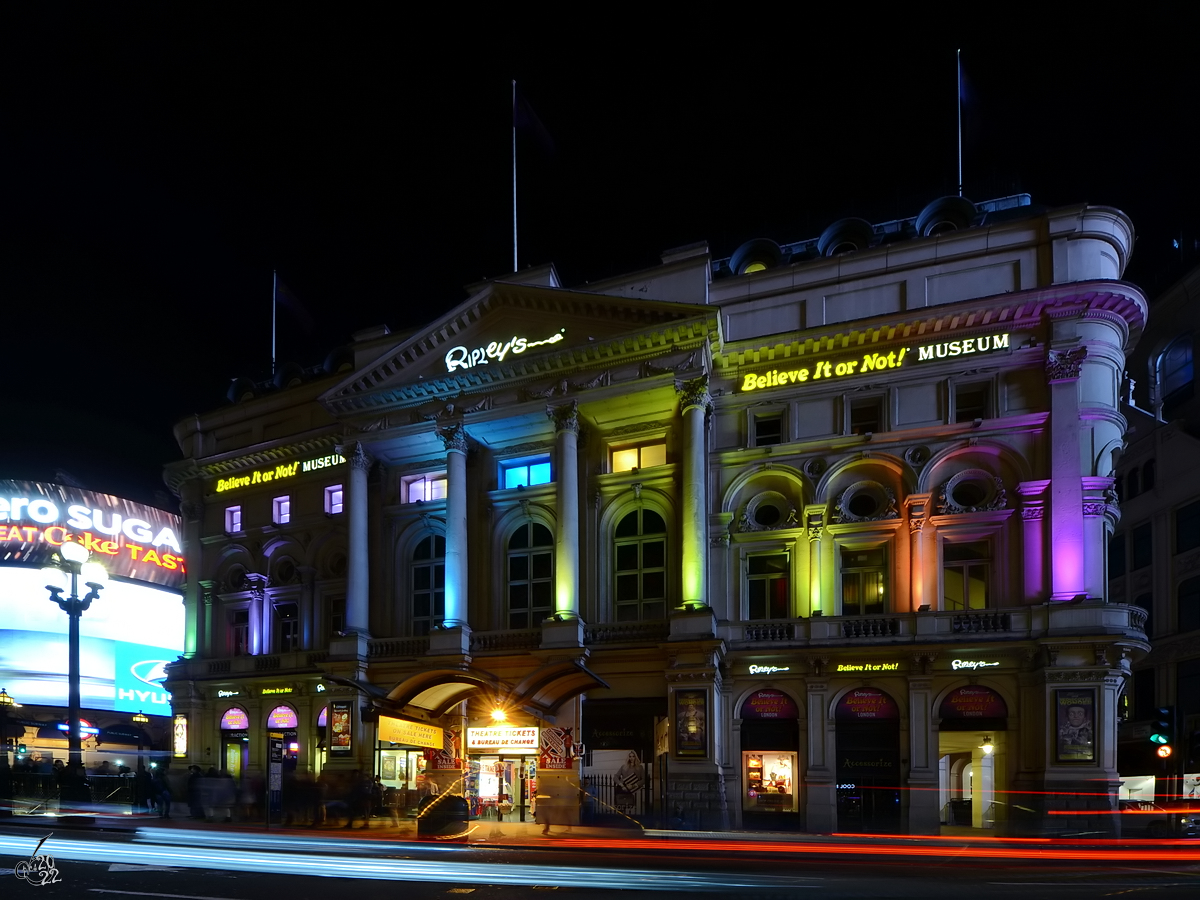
[322,282,714,412]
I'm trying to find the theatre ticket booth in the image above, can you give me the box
[465,725,538,822]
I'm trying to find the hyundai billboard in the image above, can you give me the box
[0,481,185,714]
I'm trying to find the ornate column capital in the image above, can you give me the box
[547,400,580,435]
[335,441,374,471]
[438,423,468,454]
[1046,347,1087,383]
[675,374,711,413]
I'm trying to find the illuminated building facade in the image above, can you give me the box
[165,195,1149,834]
[1109,262,1200,802]
[0,481,184,765]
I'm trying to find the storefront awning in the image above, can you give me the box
[385,669,507,720]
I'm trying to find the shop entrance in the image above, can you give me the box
[937,685,1008,830]
[739,689,802,830]
[835,687,902,833]
[377,746,429,816]
[219,707,251,779]
[467,756,536,822]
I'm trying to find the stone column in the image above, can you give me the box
[676,376,710,608]
[550,401,580,618]
[440,424,469,628]
[907,670,939,834]
[343,443,373,635]
[1017,481,1050,603]
[1046,348,1087,601]
[805,672,836,832]
[805,508,824,615]
[199,581,216,655]
[179,483,204,658]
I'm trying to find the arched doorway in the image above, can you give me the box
[937,685,1008,830]
[739,688,801,830]
[835,687,902,832]
[219,707,249,780]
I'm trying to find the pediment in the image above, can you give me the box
[321,282,715,414]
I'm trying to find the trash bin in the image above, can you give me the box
[949,798,972,825]
[416,794,470,837]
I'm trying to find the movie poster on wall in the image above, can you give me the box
[1055,689,1095,763]
[674,690,707,758]
[539,726,575,770]
[329,700,352,755]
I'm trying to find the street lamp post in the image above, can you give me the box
[131,711,149,813]
[0,688,14,818]
[44,541,105,801]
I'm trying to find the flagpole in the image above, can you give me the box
[512,79,518,273]
[956,49,963,198]
[272,270,278,376]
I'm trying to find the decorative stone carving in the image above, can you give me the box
[1093,645,1110,667]
[641,351,697,378]
[807,525,823,541]
[361,416,390,431]
[936,470,1007,515]
[632,482,643,501]
[710,534,731,547]
[831,481,899,524]
[1046,669,1107,682]
[438,424,468,454]
[573,370,611,390]
[1046,346,1088,382]
[675,374,711,412]
[905,446,931,467]
[548,400,580,435]
[909,516,926,533]
[524,380,570,401]
[738,491,799,533]
[804,458,827,479]
[347,443,373,472]
[1082,502,1107,517]
[607,419,675,437]
[1021,506,1045,520]
[181,501,202,521]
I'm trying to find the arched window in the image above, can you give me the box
[614,509,667,622]
[412,535,445,636]
[1160,336,1194,416]
[1143,460,1157,491]
[1127,468,1140,500]
[508,522,554,628]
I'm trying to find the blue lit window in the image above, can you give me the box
[502,457,552,489]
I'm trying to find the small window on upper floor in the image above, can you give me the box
[752,412,784,447]
[954,382,991,423]
[225,506,243,534]
[324,485,344,515]
[848,397,883,436]
[840,546,888,615]
[1109,533,1126,580]
[1160,335,1194,417]
[747,553,789,620]
[1127,468,1140,499]
[403,472,447,503]
[275,602,300,653]
[1132,522,1152,569]
[1143,460,1157,491]
[942,541,989,611]
[1180,579,1200,633]
[502,456,552,490]
[1178,499,1200,555]
[611,442,666,474]
[273,495,291,525]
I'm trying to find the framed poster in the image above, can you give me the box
[381,755,397,780]
[329,700,353,756]
[674,689,708,758]
[1055,689,1096,763]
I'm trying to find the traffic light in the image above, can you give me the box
[16,742,27,757]
[1150,707,1174,759]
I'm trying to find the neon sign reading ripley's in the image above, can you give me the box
[445,330,565,373]
[739,332,1010,393]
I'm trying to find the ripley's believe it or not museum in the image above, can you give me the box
[153,194,1153,835]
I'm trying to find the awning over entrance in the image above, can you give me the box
[323,659,609,724]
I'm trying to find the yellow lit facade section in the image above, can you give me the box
[611,442,666,473]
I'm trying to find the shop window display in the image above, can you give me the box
[743,751,797,812]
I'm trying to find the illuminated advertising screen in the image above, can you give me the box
[0,567,184,713]
[0,480,184,589]
[0,481,186,716]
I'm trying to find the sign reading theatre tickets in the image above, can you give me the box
[466,726,539,754]
[379,715,444,750]
[739,332,1011,394]
[740,689,799,720]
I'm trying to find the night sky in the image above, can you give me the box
[3,12,1195,507]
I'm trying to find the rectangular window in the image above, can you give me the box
[752,413,784,447]
[841,546,887,615]
[1109,533,1126,579]
[611,442,667,474]
[954,383,991,423]
[273,495,291,525]
[1177,499,1200,555]
[502,456,552,490]
[225,506,242,534]
[748,554,789,619]
[1132,522,1152,570]
[275,602,300,653]
[943,541,989,611]
[327,597,345,638]
[403,473,447,503]
[1132,668,1155,720]
[848,397,883,436]
[325,484,344,515]
[229,609,250,657]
